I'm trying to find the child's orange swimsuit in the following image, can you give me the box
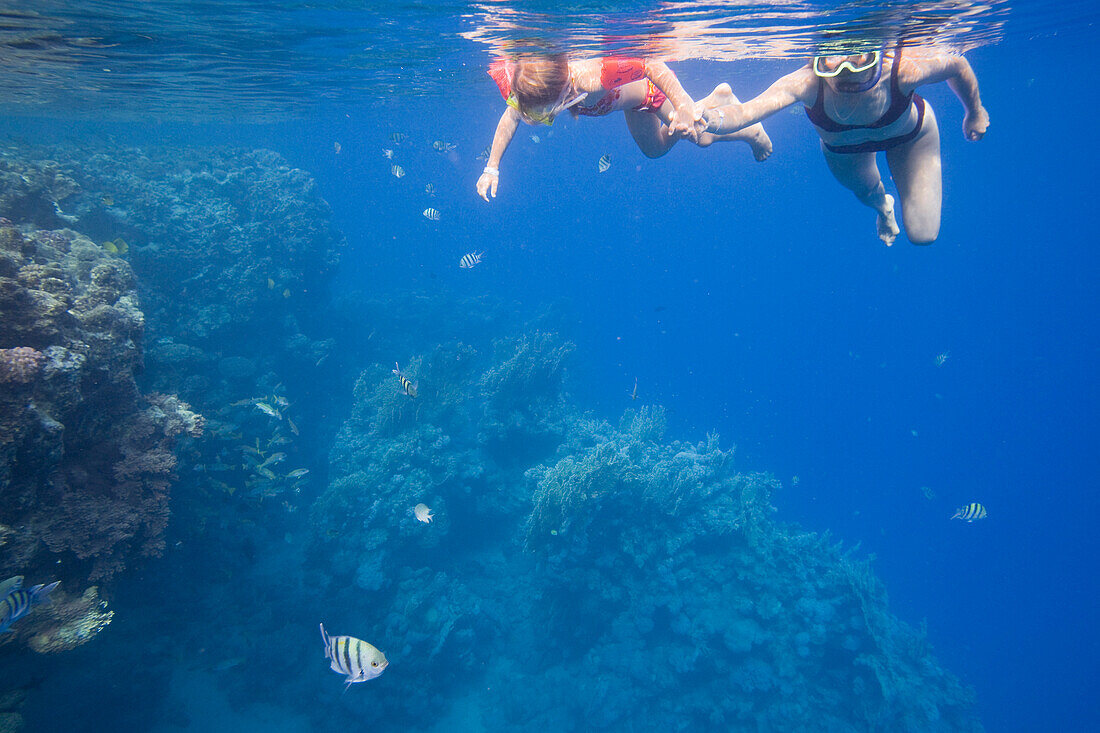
[488,57,666,117]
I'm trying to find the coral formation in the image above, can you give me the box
[0,221,201,623]
[309,331,981,731]
[27,586,114,654]
[0,348,45,383]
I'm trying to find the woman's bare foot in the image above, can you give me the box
[695,82,735,114]
[877,194,900,246]
[694,83,772,159]
[743,123,772,161]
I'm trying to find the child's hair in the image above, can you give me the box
[512,54,570,108]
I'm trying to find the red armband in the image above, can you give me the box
[488,58,514,100]
[600,57,647,90]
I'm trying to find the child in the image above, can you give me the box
[476,54,772,202]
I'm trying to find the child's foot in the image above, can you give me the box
[877,194,900,246]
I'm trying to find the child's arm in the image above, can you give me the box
[643,61,703,139]
[704,67,816,134]
[477,107,520,202]
[899,54,988,140]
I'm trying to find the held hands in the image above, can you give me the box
[477,168,499,202]
[669,104,706,143]
[964,105,989,141]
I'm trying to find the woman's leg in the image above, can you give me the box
[885,104,943,245]
[821,145,900,246]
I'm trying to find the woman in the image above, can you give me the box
[700,47,989,245]
[476,54,772,202]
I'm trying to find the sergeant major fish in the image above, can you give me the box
[459,251,483,269]
[393,362,417,398]
[951,502,987,522]
[319,623,387,689]
[414,503,434,524]
[0,576,60,633]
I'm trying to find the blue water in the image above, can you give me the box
[0,2,1097,731]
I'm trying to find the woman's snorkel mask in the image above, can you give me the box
[813,50,882,93]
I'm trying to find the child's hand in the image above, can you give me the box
[477,169,499,202]
[669,105,704,142]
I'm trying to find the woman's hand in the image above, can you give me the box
[963,105,989,141]
[669,105,705,142]
[477,168,499,202]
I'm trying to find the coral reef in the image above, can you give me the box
[0,144,343,349]
[308,332,981,732]
[0,348,45,384]
[0,221,201,618]
[27,586,114,654]
[522,407,978,731]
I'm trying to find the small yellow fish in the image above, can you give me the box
[282,288,291,298]
[254,402,281,419]
[414,503,433,524]
[102,240,118,254]
[113,237,128,254]
[267,278,275,289]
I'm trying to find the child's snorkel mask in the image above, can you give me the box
[813,50,882,93]
[509,84,588,126]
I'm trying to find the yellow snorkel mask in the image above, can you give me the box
[507,84,588,126]
[813,50,882,93]
[813,51,881,78]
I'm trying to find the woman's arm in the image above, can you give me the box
[705,67,816,134]
[900,54,989,140]
[477,107,520,202]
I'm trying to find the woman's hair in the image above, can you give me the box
[512,54,570,108]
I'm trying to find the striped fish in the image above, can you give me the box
[393,362,417,398]
[0,576,60,633]
[423,207,440,221]
[459,251,483,269]
[320,623,388,688]
[598,154,612,173]
[391,165,405,178]
[951,502,988,522]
